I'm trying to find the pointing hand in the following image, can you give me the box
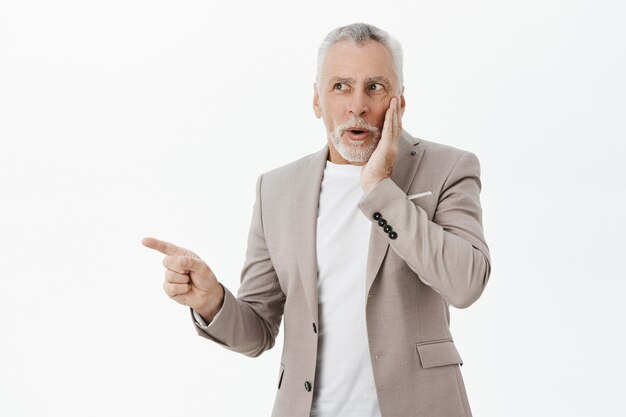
[142,237,225,322]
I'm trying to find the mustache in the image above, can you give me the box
[334,117,381,136]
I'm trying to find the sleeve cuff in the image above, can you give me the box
[191,301,226,329]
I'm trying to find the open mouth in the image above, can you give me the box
[346,128,370,141]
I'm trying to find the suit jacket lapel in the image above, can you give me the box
[292,144,329,323]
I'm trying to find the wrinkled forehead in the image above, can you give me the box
[321,39,397,86]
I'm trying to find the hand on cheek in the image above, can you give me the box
[361,96,402,194]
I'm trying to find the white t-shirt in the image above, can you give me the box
[310,160,381,417]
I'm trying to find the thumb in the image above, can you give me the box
[163,255,213,278]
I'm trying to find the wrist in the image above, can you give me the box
[196,283,225,323]
[362,177,387,195]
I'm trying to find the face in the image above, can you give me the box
[313,39,405,165]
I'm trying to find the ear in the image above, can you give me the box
[400,86,406,117]
[313,82,322,119]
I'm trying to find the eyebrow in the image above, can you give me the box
[328,76,392,86]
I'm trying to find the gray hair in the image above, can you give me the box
[316,22,404,93]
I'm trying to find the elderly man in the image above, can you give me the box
[143,22,491,417]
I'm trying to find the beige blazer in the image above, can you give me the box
[191,129,491,417]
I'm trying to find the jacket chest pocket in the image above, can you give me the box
[409,193,438,219]
[416,339,463,369]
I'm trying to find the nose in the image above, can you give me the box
[348,89,369,117]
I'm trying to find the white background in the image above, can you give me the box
[1,0,625,416]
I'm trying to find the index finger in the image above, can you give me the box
[381,97,396,138]
[393,97,400,138]
[142,237,187,256]
[396,95,402,130]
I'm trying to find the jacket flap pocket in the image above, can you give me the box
[416,340,463,369]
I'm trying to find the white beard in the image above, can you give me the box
[329,118,381,163]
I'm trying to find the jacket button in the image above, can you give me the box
[373,212,382,220]
[312,322,317,333]
[389,231,398,240]
[383,225,392,233]
[304,381,312,392]
[378,219,387,227]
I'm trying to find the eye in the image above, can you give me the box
[368,83,384,91]
[333,83,348,91]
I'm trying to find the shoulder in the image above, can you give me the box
[263,149,321,179]
[417,136,472,162]
[255,145,327,194]
[411,134,480,175]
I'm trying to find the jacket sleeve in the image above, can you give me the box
[190,173,286,357]
[357,151,491,308]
